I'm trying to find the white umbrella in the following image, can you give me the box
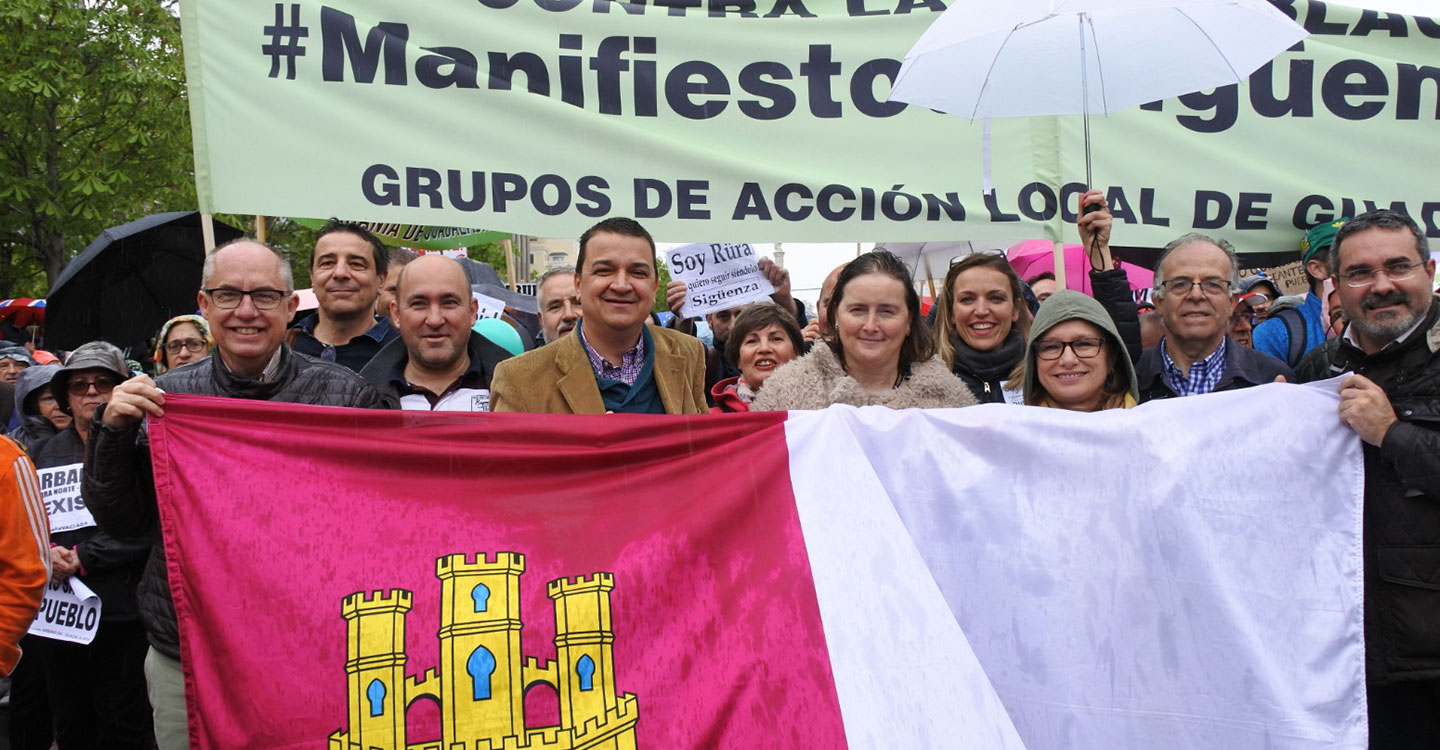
[888,0,1308,187]
[875,240,1011,283]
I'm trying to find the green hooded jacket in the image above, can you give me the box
[1022,289,1140,407]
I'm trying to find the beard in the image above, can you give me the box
[1350,290,1428,343]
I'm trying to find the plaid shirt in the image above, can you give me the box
[579,324,646,386]
[1160,336,1228,397]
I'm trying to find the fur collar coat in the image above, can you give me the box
[752,344,977,411]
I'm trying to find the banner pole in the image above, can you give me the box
[1053,241,1067,291]
[255,215,268,244]
[201,213,216,253]
[503,238,517,289]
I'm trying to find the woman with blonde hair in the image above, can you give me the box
[933,252,1032,403]
[936,190,1138,403]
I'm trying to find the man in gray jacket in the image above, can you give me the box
[82,239,388,750]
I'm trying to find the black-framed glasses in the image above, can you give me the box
[203,287,289,310]
[1162,278,1231,297]
[1033,337,1104,360]
[1339,261,1421,288]
[67,375,119,396]
[164,338,208,354]
[1230,309,1258,326]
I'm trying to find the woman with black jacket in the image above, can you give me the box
[29,342,153,749]
[933,190,1141,403]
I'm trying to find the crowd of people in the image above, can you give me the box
[0,199,1434,748]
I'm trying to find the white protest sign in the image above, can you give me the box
[29,576,101,645]
[39,463,93,533]
[668,243,775,319]
[472,292,506,320]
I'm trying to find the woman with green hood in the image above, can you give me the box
[1021,290,1140,411]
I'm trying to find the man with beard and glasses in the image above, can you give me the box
[360,255,514,411]
[1296,209,1440,748]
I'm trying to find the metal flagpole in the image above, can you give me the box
[1079,13,1093,191]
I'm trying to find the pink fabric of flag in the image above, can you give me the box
[149,396,846,750]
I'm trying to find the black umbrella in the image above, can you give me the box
[455,257,542,344]
[45,212,244,351]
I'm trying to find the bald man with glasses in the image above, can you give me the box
[82,239,389,750]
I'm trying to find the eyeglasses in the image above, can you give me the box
[1338,261,1421,288]
[164,338,207,354]
[203,287,289,309]
[1230,309,1258,326]
[1033,337,1104,360]
[1161,278,1232,297]
[67,376,119,396]
[949,249,1006,265]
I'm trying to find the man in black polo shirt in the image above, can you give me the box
[360,255,513,411]
[289,220,398,371]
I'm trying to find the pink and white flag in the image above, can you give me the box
[149,380,1365,749]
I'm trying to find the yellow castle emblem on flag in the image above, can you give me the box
[327,552,639,750]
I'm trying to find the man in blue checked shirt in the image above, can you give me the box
[1134,233,1293,401]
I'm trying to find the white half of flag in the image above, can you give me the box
[786,380,1367,749]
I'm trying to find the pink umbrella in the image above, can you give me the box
[1006,240,1152,297]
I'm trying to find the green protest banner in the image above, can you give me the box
[288,217,507,249]
[180,0,1440,252]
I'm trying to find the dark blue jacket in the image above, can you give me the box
[1134,336,1294,402]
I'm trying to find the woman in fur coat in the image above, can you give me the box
[753,251,976,412]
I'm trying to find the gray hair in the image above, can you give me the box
[202,239,294,292]
[1152,233,1241,300]
[387,247,419,268]
[538,266,576,287]
[1329,209,1431,271]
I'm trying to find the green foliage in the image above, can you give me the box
[469,241,510,273]
[654,257,672,313]
[218,217,521,291]
[0,0,196,296]
[215,215,316,290]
